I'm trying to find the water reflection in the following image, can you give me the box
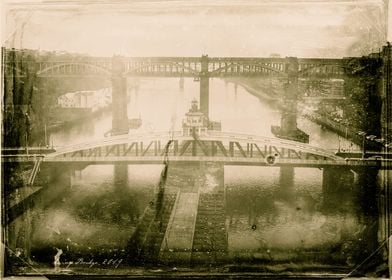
[29,165,161,265]
[225,166,359,265]
[51,78,353,150]
[19,78,382,274]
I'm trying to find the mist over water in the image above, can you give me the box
[5,1,386,57]
[28,78,370,271]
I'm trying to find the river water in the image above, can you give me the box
[25,78,384,274]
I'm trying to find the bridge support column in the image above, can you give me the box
[200,77,209,119]
[200,55,210,119]
[155,162,227,265]
[278,166,294,201]
[114,164,128,189]
[352,168,383,269]
[112,56,129,135]
[271,57,309,143]
[179,76,184,90]
[321,167,354,210]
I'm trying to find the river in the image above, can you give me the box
[23,78,383,274]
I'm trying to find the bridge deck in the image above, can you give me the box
[160,192,199,262]
[2,154,391,168]
[4,51,350,79]
[2,132,391,168]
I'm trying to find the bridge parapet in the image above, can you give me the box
[45,131,340,163]
[2,48,349,79]
[3,154,391,169]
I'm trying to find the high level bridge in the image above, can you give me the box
[4,49,361,139]
[3,47,392,262]
[7,55,346,79]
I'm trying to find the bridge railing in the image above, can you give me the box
[48,131,184,155]
[40,155,390,168]
[205,131,341,159]
[1,147,56,155]
[3,152,391,168]
[2,154,46,162]
[46,130,343,161]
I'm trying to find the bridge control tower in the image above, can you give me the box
[182,99,209,137]
[182,99,221,137]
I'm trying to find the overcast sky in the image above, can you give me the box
[1,0,390,58]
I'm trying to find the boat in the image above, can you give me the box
[271,125,309,143]
[128,118,142,129]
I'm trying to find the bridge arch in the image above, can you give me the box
[46,131,341,164]
[210,62,288,77]
[124,61,200,77]
[37,62,112,77]
[298,63,348,77]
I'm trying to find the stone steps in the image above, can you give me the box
[191,192,228,264]
[159,192,199,264]
[126,191,178,263]
[139,192,178,263]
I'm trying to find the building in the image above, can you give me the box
[182,99,209,137]
[57,89,112,110]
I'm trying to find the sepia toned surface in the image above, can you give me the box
[1,0,392,278]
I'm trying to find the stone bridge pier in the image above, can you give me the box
[200,55,210,120]
[179,76,184,90]
[277,166,295,202]
[355,168,383,268]
[321,167,354,210]
[111,56,129,135]
[272,57,309,143]
[114,164,129,189]
[139,162,228,265]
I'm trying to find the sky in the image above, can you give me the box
[1,0,390,58]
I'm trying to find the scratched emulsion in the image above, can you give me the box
[3,77,384,276]
[2,0,390,276]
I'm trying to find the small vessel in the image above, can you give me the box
[129,114,142,129]
[271,125,309,143]
[208,121,222,131]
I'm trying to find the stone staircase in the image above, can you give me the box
[139,190,179,264]
[159,192,199,264]
[191,191,228,264]
[126,189,178,264]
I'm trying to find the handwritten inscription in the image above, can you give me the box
[62,258,123,268]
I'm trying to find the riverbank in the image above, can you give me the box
[47,105,112,132]
[302,111,361,145]
[230,79,368,147]
[230,79,279,105]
